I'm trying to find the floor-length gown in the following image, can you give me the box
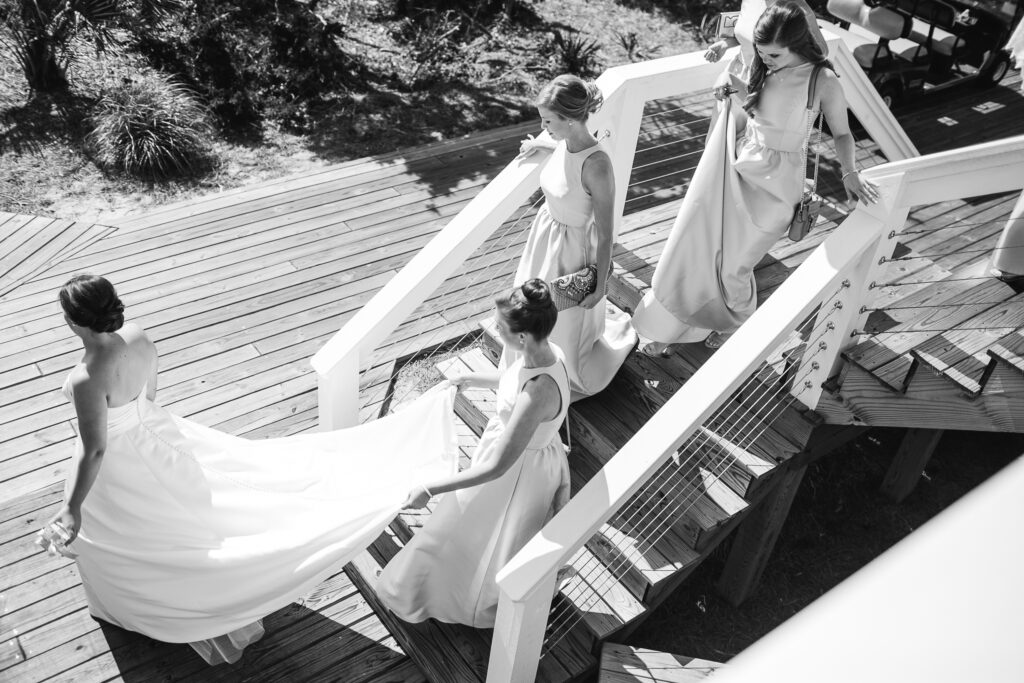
[377,349,571,628]
[632,62,819,343]
[61,376,458,664]
[508,141,637,398]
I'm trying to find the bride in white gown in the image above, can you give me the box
[42,274,459,664]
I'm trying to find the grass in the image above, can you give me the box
[0,0,701,223]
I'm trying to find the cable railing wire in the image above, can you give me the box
[540,293,843,650]
[357,196,544,418]
[541,303,836,650]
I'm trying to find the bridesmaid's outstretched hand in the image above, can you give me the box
[401,486,432,510]
[517,132,557,159]
[843,171,880,205]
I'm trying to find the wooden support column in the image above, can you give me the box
[880,428,944,503]
[717,465,807,606]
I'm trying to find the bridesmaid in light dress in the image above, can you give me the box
[510,74,637,400]
[633,3,878,356]
[377,279,571,628]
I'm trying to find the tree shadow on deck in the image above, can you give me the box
[101,587,415,682]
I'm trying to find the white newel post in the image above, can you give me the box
[487,573,558,683]
[791,172,909,408]
[314,349,361,430]
[590,81,644,236]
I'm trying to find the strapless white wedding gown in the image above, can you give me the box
[61,377,458,664]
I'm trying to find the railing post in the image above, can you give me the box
[486,573,557,683]
[315,349,360,430]
[791,173,909,408]
[591,80,643,237]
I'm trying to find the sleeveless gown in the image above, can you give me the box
[632,61,820,343]
[507,140,637,398]
[377,349,572,628]
[60,375,458,664]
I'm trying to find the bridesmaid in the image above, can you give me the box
[377,279,572,628]
[512,74,637,399]
[633,3,878,356]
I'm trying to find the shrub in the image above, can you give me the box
[129,0,360,132]
[547,30,603,78]
[390,9,483,87]
[0,0,182,95]
[88,71,215,180]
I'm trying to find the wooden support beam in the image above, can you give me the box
[716,465,807,606]
[880,428,944,503]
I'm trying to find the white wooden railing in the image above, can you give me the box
[310,32,937,683]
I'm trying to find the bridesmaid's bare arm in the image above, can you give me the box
[580,151,616,309]
[403,375,560,507]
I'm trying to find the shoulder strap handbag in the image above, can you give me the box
[788,64,825,242]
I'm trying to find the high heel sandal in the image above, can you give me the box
[704,331,734,349]
[640,342,672,358]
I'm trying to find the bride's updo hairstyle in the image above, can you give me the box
[535,74,603,122]
[60,274,125,333]
[496,278,558,340]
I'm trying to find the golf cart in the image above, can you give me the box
[825,0,1023,108]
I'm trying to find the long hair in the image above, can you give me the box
[743,2,834,115]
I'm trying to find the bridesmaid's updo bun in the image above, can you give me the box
[60,274,125,333]
[496,278,558,340]
[535,74,603,122]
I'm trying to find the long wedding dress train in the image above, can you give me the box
[61,376,458,664]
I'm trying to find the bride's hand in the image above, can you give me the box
[48,506,80,545]
[401,486,432,510]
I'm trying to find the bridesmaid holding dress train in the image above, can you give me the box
[377,279,571,628]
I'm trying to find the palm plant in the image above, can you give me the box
[0,0,180,96]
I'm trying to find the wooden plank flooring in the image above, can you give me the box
[1,69,1022,681]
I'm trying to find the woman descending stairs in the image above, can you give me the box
[347,309,826,682]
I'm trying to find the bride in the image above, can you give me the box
[42,273,459,664]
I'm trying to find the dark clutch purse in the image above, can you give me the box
[549,264,598,311]
[789,64,824,242]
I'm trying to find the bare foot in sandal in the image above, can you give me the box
[704,331,733,349]
[641,342,672,358]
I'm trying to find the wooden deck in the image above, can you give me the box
[1,68,1022,681]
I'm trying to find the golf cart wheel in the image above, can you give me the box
[876,82,902,110]
[976,51,1010,87]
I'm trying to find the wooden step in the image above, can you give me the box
[910,292,1024,394]
[350,527,596,682]
[843,278,1018,392]
[451,336,757,607]
[598,642,724,683]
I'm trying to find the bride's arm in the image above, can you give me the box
[403,376,559,507]
[49,372,109,544]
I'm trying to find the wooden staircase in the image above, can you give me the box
[818,267,1024,432]
[347,311,823,682]
[597,642,724,683]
